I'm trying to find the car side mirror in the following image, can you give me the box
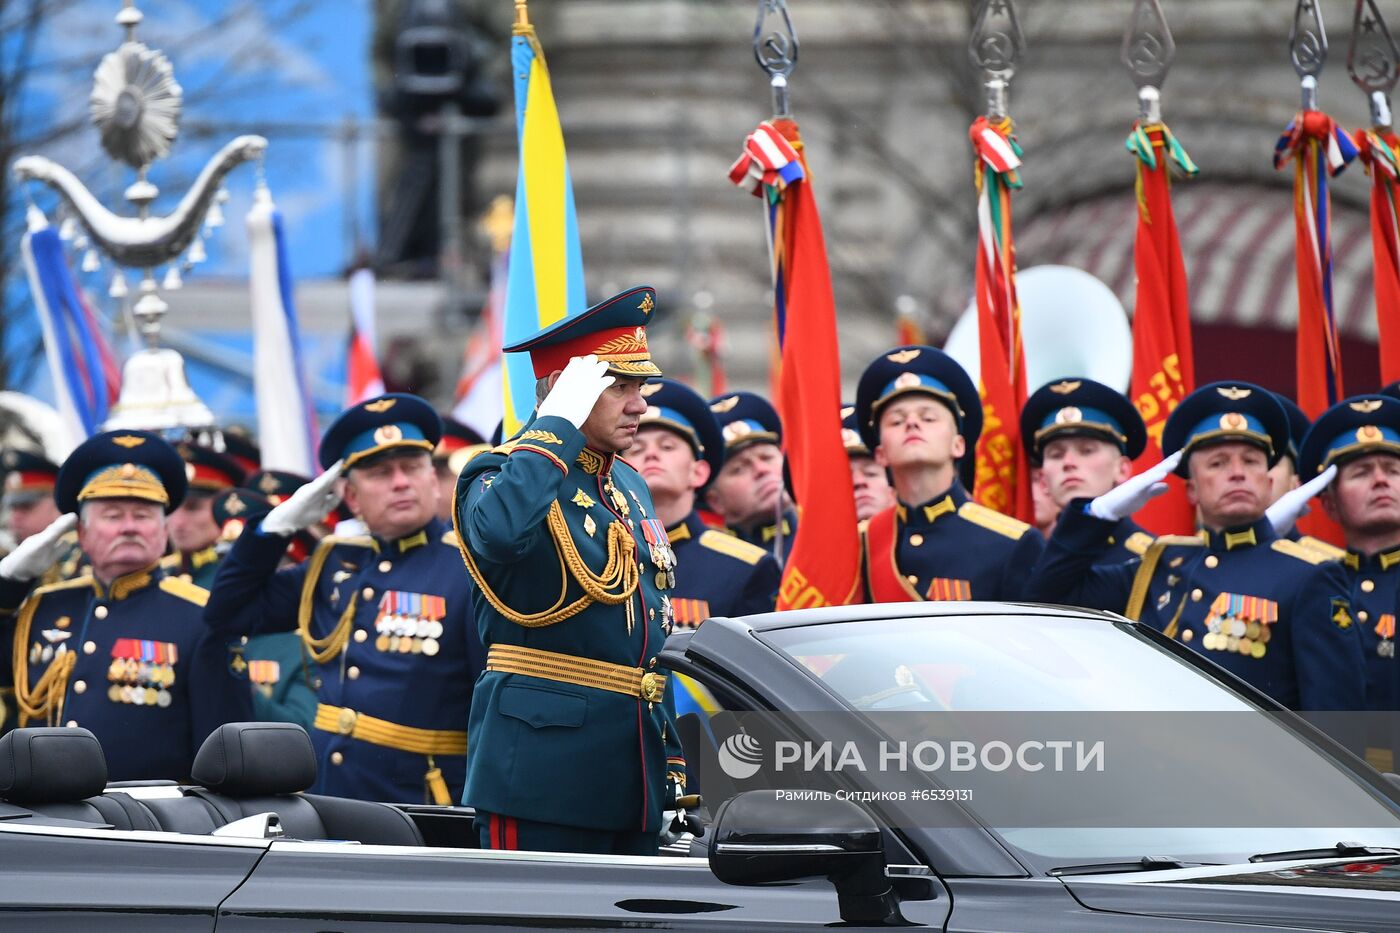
[708,790,904,925]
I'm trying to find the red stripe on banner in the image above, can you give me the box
[1359,128,1400,385]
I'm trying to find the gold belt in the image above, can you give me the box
[486,644,667,702]
[314,704,468,756]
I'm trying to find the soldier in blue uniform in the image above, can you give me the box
[205,394,484,805]
[632,378,779,627]
[705,391,797,564]
[164,440,246,587]
[0,430,251,780]
[854,346,1043,603]
[841,402,895,523]
[456,285,687,856]
[1020,378,1152,565]
[1027,382,1365,711]
[208,487,318,735]
[1297,395,1400,766]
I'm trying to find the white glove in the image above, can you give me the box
[535,355,614,429]
[1088,450,1184,522]
[0,513,77,582]
[260,460,343,537]
[1266,464,1337,536]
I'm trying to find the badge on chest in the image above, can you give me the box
[1202,593,1277,658]
[107,638,176,707]
[372,590,446,656]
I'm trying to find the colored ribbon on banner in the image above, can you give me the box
[1274,110,1359,417]
[968,115,1031,521]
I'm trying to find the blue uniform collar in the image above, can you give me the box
[370,517,443,554]
[667,510,709,545]
[1200,515,1276,552]
[1344,545,1400,571]
[895,481,968,528]
[92,562,161,601]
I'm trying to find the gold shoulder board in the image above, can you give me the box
[1295,535,1347,561]
[958,502,1032,540]
[159,575,210,607]
[1124,531,1155,556]
[698,530,767,566]
[327,535,377,550]
[1271,538,1333,565]
[31,575,95,599]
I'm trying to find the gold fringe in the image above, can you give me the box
[13,596,78,726]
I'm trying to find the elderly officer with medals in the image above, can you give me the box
[1027,382,1365,711]
[855,345,1044,603]
[1286,395,1400,767]
[704,391,797,564]
[456,285,687,856]
[632,378,780,628]
[1020,378,1152,566]
[0,430,251,780]
[205,394,485,805]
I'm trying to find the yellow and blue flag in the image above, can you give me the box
[502,12,586,435]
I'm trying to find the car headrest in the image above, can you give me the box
[192,723,316,796]
[0,727,108,804]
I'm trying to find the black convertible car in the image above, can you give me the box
[3,602,1400,930]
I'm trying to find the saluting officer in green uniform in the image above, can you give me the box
[456,286,687,856]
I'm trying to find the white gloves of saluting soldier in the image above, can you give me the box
[1087,450,1184,522]
[0,512,77,582]
[537,354,615,429]
[260,460,344,537]
[1266,464,1338,536]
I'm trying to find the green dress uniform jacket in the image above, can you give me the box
[456,414,687,833]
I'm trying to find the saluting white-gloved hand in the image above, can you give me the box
[0,512,77,582]
[1087,449,1184,522]
[260,460,344,537]
[536,354,615,429]
[1266,464,1337,536]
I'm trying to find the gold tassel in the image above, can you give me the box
[425,756,451,805]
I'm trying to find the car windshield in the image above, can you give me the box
[761,613,1400,869]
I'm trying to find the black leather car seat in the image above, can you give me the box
[186,722,424,846]
[0,727,159,830]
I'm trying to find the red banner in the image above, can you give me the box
[731,119,861,609]
[969,116,1032,521]
[1356,127,1400,385]
[1126,123,1197,534]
